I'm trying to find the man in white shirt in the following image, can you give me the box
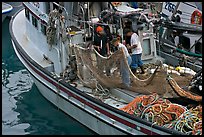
[126,29,145,74]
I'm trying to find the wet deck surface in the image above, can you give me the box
[11,9,52,69]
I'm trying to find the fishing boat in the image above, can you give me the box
[153,19,202,71]
[10,2,202,135]
[2,2,13,22]
[2,2,13,14]
[161,2,202,25]
[132,2,202,72]
[154,2,202,72]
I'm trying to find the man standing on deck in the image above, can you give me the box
[111,38,132,87]
[93,25,111,76]
[93,25,110,57]
[126,28,145,74]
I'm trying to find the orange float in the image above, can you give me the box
[111,2,122,7]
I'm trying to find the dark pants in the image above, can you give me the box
[130,53,143,69]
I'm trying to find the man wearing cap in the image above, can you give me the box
[93,25,111,76]
[93,26,110,56]
[126,29,145,74]
[111,38,132,87]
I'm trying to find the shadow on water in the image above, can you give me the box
[2,18,25,72]
[2,17,96,135]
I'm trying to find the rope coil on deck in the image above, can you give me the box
[120,93,202,135]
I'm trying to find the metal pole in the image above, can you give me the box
[119,18,123,42]
[87,2,91,37]
[79,4,86,41]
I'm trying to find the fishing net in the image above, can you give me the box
[73,44,163,95]
[46,9,60,46]
[120,93,202,135]
[73,44,202,135]
[120,93,187,125]
[73,44,195,97]
[167,75,202,102]
[164,105,202,135]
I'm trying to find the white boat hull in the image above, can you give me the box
[11,37,174,135]
[11,40,129,135]
[32,76,127,135]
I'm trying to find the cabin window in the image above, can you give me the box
[179,35,190,50]
[73,2,79,16]
[32,15,38,29]
[25,8,30,21]
[142,39,151,56]
[41,23,47,35]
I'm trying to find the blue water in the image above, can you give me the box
[2,17,96,135]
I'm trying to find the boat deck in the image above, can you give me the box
[75,82,129,109]
[74,79,145,109]
[11,9,52,69]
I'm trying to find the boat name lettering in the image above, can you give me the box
[164,2,176,13]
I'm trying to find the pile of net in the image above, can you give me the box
[73,44,171,92]
[72,44,202,135]
[120,93,202,135]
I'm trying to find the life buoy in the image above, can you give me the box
[191,10,202,25]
